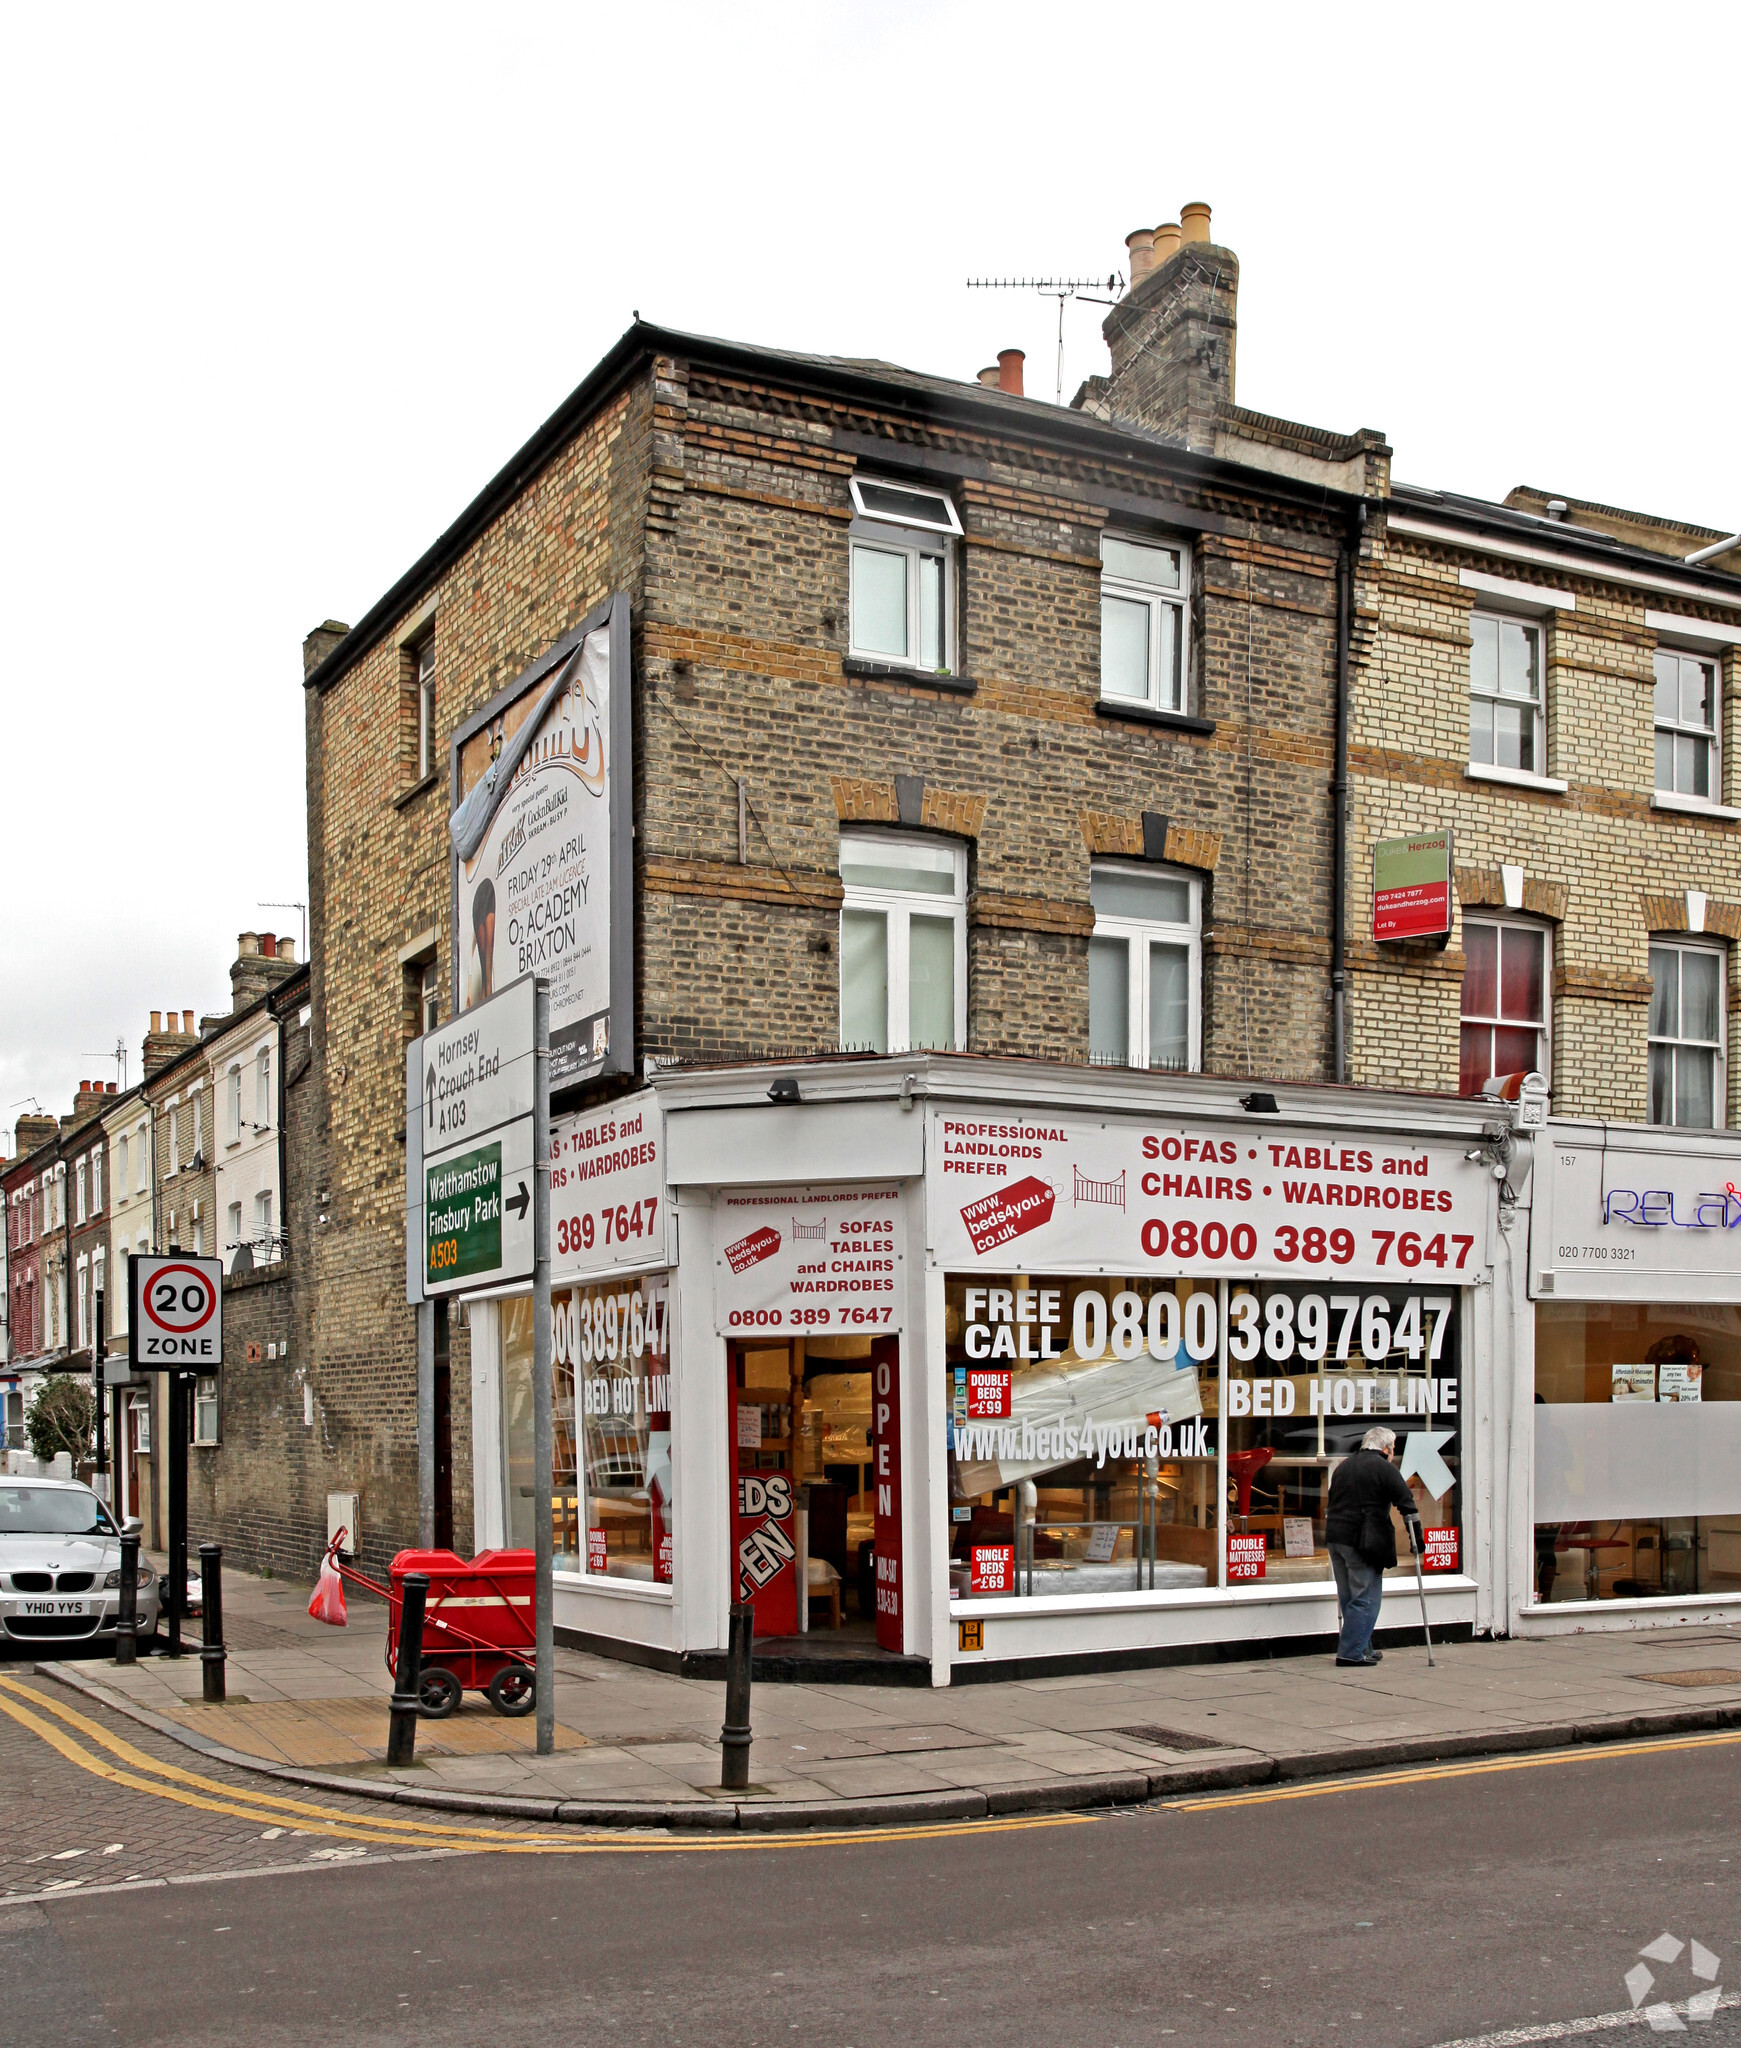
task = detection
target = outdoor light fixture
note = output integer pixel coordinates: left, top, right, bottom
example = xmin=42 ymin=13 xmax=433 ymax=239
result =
xmin=766 ymin=1075 xmax=801 ymax=1104
xmin=1239 ymin=1091 xmax=1280 ymax=1114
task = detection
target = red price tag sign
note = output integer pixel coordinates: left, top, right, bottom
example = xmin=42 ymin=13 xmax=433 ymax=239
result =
xmin=1228 ymin=1533 xmax=1267 ymax=1581
xmin=587 ymin=1528 xmax=609 ymax=1574
xmin=970 ymin=1544 xmax=1014 ymax=1595
xmin=966 ymin=1369 xmax=1012 ymax=1419
xmin=1423 ymin=1527 xmax=1459 ymax=1572
xmin=724 ymin=1224 xmax=782 ymax=1274
xmin=960 ymin=1176 xmax=1055 ymax=1255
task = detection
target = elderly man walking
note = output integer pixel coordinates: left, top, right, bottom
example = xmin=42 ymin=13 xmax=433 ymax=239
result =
xmin=1325 ymin=1425 xmax=1421 ymax=1668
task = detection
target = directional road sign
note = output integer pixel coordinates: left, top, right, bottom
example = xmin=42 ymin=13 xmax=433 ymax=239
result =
xmin=412 ymin=973 xmax=537 ymax=1295
xmin=128 ymin=1255 xmax=224 ymax=1371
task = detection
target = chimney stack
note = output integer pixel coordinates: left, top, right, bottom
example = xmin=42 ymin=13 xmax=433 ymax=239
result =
xmin=230 ymin=927 xmax=301 ymax=1013
xmin=997 ymin=349 xmax=1025 ymax=397
xmin=1099 ymin=198 xmax=1237 ymax=452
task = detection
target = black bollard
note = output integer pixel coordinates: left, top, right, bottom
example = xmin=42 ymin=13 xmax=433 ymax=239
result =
xmin=719 ymin=1600 xmax=754 ymax=1791
xmin=386 ymin=1573 xmax=429 ymax=1768
xmin=199 ymin=1544 xmax=226 ymax=1703
xmin=115 ymin=1531 xmax=140 ymax=1666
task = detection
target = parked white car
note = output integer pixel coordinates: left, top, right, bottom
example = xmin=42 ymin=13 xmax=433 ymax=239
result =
xmin=0 ymin=1479 xmax=159 ymax=1649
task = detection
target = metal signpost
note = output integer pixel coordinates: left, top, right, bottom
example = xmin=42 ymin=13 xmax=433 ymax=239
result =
xmin=408 ymin=972 xmax=553 ymax=1754
xmin=128 ymin=1252 xmax=223 ymax=1660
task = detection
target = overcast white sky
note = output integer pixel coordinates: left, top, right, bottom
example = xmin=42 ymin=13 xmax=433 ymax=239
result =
xmin=3 ymin=4 xmax=1736 ymax=1142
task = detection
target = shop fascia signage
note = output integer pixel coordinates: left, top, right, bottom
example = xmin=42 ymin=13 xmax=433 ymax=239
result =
xmin=448 ymin=593 xmax=633 ymax=1094
xmin=408 ymin=975 xmax=536 ymax=1297
xmin=927 ymin=1108 xmax=1488 ymax=1284
xmin=551 ymin=1088 xmax=672 ymax=1281
xmin=1537 ymin=1129 xmax=1741 ymax=1298
xmin=715 ymin=1183 xmax=906 ymax=1335
xmin=1372 ymin=830 xmax=1452 ymax=944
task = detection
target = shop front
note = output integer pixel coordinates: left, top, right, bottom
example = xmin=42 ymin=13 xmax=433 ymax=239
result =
xmin=462 ymin=1057 xmax=1510 ymax=1683
xmin=1522 ymin=1122 xmax=1741 ymax=1631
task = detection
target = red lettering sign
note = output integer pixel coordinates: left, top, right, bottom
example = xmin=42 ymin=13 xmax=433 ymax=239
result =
xmin=1423 ymin=1526 xmax=1459 ymax=1573
xmin=587 ymin=1527 xmax=608 ymax=1574
xmin=1228 ymin=1532 xmax=1267 ymax=1582
xmin=724 ymin=1224 xmax=782 ymax=1274
xmin=966 ymin=1369 xmax=1012 ymax=1419
xmin=970 ymin=1544 xmax=1014 ymax=1596
xmin=873 ymin=1335 xmax=903 ymax=1652
xmin=960 ymin=1175 xmax=1056 ymax=1255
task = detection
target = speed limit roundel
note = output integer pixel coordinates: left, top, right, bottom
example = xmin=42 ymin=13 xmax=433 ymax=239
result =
xmin=147 ymin=1265 xmax=217 ymax=1334
xmin=130 ymin=1253 xmax=224 ymax=1367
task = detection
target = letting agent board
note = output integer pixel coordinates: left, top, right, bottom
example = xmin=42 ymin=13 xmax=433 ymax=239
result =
xmin=412 ymin=974 xmax=537 ymax=1296
xmin=1372 ymin=831 xmax=1453 ymax=943
xmin=128 ymin=1255 xmax=224 ymax=1370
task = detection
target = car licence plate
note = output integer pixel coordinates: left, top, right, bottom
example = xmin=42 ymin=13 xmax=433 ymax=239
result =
xmin=21 ymin=1599 xmax=88 ymax=1616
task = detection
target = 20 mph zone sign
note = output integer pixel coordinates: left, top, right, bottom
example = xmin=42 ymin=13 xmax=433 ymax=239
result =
xmin=128 ymin=1255 xmax=224 ymax=1370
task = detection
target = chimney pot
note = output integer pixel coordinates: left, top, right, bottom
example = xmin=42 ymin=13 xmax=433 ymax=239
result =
xmin=280 ymin=936 xmax=297 ymax=963
xmin=150 ymin=1011 xmax=162 ymax=1034
xmin=239 ymin=930 xmax=260 ymax=957
xmin=1179 ymin=200 xmax=1212 ymax=245
xmin=1152 ymin=221 xmax=1182 ymax=267
xmin=261 ymin=933 xmax=277 ymax=959
xmin=1546 ymin=499 xmax=1569 ymax=521
xmin=1125 ymin=228 xmax=1156 ymax=285
xmin=79 ymin=1080 xmax=88 ymax=1094
xmin=976 ymin=365 xmax=1000 ymax=388
xmin=183 ymin=1010 xmax=195 ymax=1034
xmin=997 ymin=348 xmax=1025 ymax=397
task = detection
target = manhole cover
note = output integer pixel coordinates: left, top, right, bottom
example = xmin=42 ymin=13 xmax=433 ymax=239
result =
xmin=1634 ymin=1669 xmax=1741 ymax=1688
xmin=1112 ymin=1725 xmax=1233 ymax=1752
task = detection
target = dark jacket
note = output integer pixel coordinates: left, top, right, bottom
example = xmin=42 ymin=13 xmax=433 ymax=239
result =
xmin=1325 ymin=1447 xmax=1418 ymax=1566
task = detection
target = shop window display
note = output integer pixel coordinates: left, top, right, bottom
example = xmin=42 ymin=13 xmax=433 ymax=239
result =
xmin=554 ymin=1273 xmax=672 ymax=1581
xmin=945 ymin=1274 xmax=1465 ymax=1597
xmin=1534 ymin=1302 xmax=1741 ymax=1602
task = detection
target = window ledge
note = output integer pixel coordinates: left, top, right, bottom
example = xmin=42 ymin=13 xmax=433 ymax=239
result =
xmin=1464 ymin=762 xmax=1569 ymax=795
xmin=393 ymin=769 xmax=441 ymax=811
xmin=1651 ymin=791 xmax=1741 ymax=822
xmin=841 ymin=656 xmax=975 ymax=695
xmin=1095 ymin=699 xmax=1217 ymax=737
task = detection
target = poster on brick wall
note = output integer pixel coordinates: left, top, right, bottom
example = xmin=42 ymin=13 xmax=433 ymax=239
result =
xmin=449 ymin=592 xmax=632 ymax=1093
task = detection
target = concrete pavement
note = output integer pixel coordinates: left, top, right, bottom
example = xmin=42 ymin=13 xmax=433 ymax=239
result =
xmin=31 ymin=1558 xmax=1741 ymax=1828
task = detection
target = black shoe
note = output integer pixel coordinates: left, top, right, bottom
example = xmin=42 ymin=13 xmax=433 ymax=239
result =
xmin=1335 ymin=1653 xmax=1381 ymax=1667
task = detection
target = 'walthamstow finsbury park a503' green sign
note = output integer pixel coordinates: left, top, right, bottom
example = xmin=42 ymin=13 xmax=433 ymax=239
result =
xmin=427 ymin=1141 xmax=503 ymax=1285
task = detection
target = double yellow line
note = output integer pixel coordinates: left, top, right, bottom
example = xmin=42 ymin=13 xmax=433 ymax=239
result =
xmin=0 ymin=1674 xmax=1084 ymax=1857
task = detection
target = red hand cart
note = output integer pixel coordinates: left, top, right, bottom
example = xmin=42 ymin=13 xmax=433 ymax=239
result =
xmin=321 ymin=1530 xmax=538 ymax=1718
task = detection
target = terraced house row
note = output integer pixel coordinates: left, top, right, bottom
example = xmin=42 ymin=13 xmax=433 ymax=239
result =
xmin=17 ymin=202 xmax=1741 ymax=1676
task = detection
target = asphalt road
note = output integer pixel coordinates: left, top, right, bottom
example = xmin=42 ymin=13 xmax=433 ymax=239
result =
xmin=1 ymin=1666 xmax=1737 ymax=2048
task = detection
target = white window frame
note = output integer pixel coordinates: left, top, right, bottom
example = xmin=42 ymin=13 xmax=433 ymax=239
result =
xmin=226 ymin=1066 xmax=243 ymax=1146
xmin=1458 ymin=914 xmax=1553 ymax=1094
xmin=1653 ymin=643 xmax=1721 ymax=803
xmin=254 ymin=1188 xmax=274 ymax=1250
xmin=417 ymin=637 xmax=437 ymax=781
xmin=193 ymin=1375 xmax=220 ymax=1447
xmin=1648 ymin=938 xmax=1726 ymax=1131
xmin=92 ymin=1249 xmax=104 ymax=1335
xmin=421 ymin=962 xmax=440 ymax=1036
xmin=166 ymin=1098 xmax=180 ymax=1177
xmin=1098 ymin=533 xmax=1191 ymax=714
xmin=255 ymin=1047 xmax=272 ymax=1131
xmin=116 ymin=1138 xmax=127 ymax=1207
xmin=1468 ymin=610 xmax=1546 ymax=776
xmin=91 ymin=1145 xmax=102 ymax=1213
xmin=190 ymin=1091 xmax=202 ymax=1164
xmin=837 ymin=831 xmax=967 ymax=1055
xmin=134 ymin=1123 xmax=148 ymax=1195
xmin=847 ymin=478 xmax=961 ymax=675
xmin=75 ymin=1159 xmax=86 ymax=1224
xmin=76 ymin=1254 xmax=89 ymax=1350
xmin=1088 ymin=863 xmax=1202 ymax=1071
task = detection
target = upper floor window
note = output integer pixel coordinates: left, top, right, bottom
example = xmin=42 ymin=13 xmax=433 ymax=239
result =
xmin=421 ymin=962 xmax=440 ymax=1036
xmin=91 ymin=1145 xmax=102 ymax=1212
xmin=75 ymin=1159 xmax=87 ymax=1224
xmin=190 ymin=1091 xmax=202 ymax=1163
xmin=838 ymin=833 xmax=966 ymax=1054
xmin=1654 ymin=648 xmax=1719 ymax=801
xmin=1650 ymin=941 xmax=1724 ymax=1129
xmin=416 ymin=637 xmax=437 ymax=781
xmin=1088 ymin=866 xmax=1200 ymax=1071
xmin=134 ymin=1124 xmax=148 ymax=1194
xmin=1100 ymin=535 xmax=1188 ymax=714
xmin=847 ymin=478 xmax=960 ymax=675
xmin=227 ymin=1067 xmax=243 ymax=1144
xmin=1459 ymin=919 xmax=1549 ymax=1096
xmin=167 ymin=1100 xmax=180 ymax=1176
xmin=256 ymin=1048 xmax=272 ymax=1129
xmin=1470 ymin=614 xmax=1543 ymax=774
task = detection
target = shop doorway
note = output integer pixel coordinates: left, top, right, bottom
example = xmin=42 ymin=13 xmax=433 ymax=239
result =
xmin=726 ymin=1334 xmax=901 ymax=1651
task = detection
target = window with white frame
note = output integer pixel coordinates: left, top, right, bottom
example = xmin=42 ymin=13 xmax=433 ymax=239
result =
xmin=116 ymin=1135 xmax=128 ymax=1201
xmin=1649 ymin=941 xmax=1724 ymax=1129
xmin=1654 ymin=647 xmax=1720 ymax=801
xmin=113 ymin=1248 xmax=127 ymax=1335
xmin=255 ymin=1049 xmax=271 ymax=1130
xmin=227 ymin=1203 xmax=242 ymax=1262
xmin=76 ymin=1256 xmax=88 ymax=1349
xmin=1469 ymin=613 xmax=1545 ymax=774
xmin=1459 ymin=919 xmax=1550 ymax=1096
xmin=75 ymin=1159 xmax=86 ymax=1224
xmin=191 ymin=1090 xmax=202 ymax=1164
xmin=167 ymin=1099 xmax=180 ymax=1176
xmin=838 ymin=833 xmax=966 ymax=1054
xmin=92 ymin=1249 xmax=104 ymax=1336
xmin=421 ymin=962 xmax=440 ymax=1036
xmin=1099 ymin=535 xmax=1189 ymax=713
xmin=255 ymin=1189 xmax=273 ymax=1249
xmin=1088 ymin=866 xmax=1200 ymax=1071
xmin=193 ymin=1375 xmax=219 ymax=1446
xmin=847 ymin=477 xmax=960 ymax=675
xmin=227 ymin=1067 xmax=242 ymax=1144
xmin=134 ymin=1125 xmax=147 ymax=1194
xmin=417 ymin=637 xmax=437 ymax=780
xmin=91 ymin=1145 xmax=102 ymax=1212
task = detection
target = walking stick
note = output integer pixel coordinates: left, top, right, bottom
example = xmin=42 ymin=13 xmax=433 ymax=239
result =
xmin=1409 ymin=1516 xmax=1435 ymax=1668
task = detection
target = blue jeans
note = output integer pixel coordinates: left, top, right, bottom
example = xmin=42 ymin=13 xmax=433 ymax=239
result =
xmin=1330 ymin=1541 xmax=1384 ymax=1661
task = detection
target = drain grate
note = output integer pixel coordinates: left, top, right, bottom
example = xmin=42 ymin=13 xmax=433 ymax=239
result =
xmin=1634 ymin=1669 xmax=1741 ymax=1688
xmin=1112 ymin=1724 xmax=1233 ymax=1752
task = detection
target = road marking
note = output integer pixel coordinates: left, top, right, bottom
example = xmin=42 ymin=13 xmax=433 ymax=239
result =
xmin=1425 ymin=1988 xmax=1738 ymax=2045
xmin=0 ymin=1675 xmax=1090 ymax=1858
xmin=1163 ymin=1728 xmax=1741 ymax=1812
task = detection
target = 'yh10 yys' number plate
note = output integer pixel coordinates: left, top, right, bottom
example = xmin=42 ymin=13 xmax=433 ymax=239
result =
xmin=128 ymin=1254 xmax=225 ymax=1370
